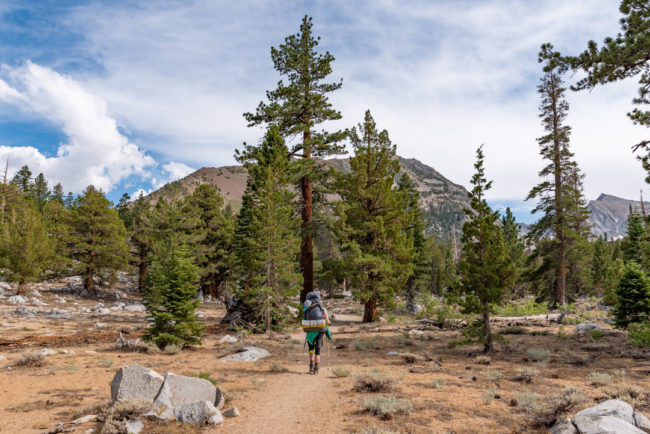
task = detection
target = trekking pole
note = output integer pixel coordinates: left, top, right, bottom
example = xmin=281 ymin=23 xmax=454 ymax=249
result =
xmin=327 ymin=338 xmax=330 ymax=372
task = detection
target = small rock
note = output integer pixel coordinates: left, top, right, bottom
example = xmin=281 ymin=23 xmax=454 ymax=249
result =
xmin=219 ymin=335 xmax=238 ymax=344
xmin=574 ymin=322 xmax=603 ymax=334
xmin=44 ymin=309 xmax=71 ymax=319
xmin=125 ymin=419 xmax=144 ymax=434
xmin=72 ymin=414 xmax=98 ymax=425
xmin=124 ymin=304 xmax=146 ymax=313
xmin=0 ymin=355 xmax=6 ymax=362
xmin=96 ymin=308 xmax=110 ymax=315
xmin=95 ymin=323 xmax=107 ymax=328
xmin=85 ymin=350 xmax=98 ymax=354
xmin=223 ymin=407 xmax=240 ymax=418
xmin=635 ymin=412 xmax=650 ymax=433
xmin=111 ymin=364 xmax=165 ymax=402
xmin=0 ymin=282 xmax=11 ymax=291
xmin=55 ymin=296 xmax=67 ymax=303
xmin=406 ymin=302 xmax=424 ymax=315
xmin=174 ymin=400 xmax=222 ymax=425
xmin=550 ymin=418 xmax=578 ymax=434
xmin=58 ymin=350 xmax=74 ymax=355
xmin=221 ymin=347 xmax=271 ymax=362
xmin=14 ymin=306 xmax=36 ymax=317
xmin=30 ymin=297 xmax=45 ymax=306
xmin=110 ymin=306 xmax=123 ymax=311
xmin=408 ymin=329 xmax=424 ymax=337
xmin=0 ymin=323 xmax=9 ymax=327
xmin=30 ymin=290 xmax=42 ymax=297
xmin=386 ymin=351 xmax=400 ymax=356
xmin=37 ymin=348 xmax=57 ymax=356
xmin=8 ymin=295 xmax=26 ymax=304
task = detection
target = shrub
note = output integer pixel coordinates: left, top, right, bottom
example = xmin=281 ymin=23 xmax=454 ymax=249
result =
xmin=483 ymin=385 xmax=498 ymax=404
xmin=100 ymin=359 xmax=114 ymax=368
xmin=475 ymin=355 xmax=491 ymax=365
xmin=362 ymin=396 xmax=413 ymax=419
xmin=515 ymin=389 xmax=540 ymax=411
xmin=13 ymin=352 xmax=46 ymax=368
xmin=99 ymin=398 xmax=151 ymax=434
xmin=494 ymin=299 xmax=548 ymax=317
xmin=498 ymin=326 xmax=528 ymax=335
xmin=269 ymin=364 xmax=288 ymax=373
xmin=557 ymin=326 xmax=568 ymax=340
xmin=532 ymin=387 xmax=584 ymax=427
xmin=586 ymin=372 xmax=612 ymax=386
xmin=399 ymin=352 xmax=423 ymax=364
xmin=430 ymin=378 xmax=444 ymax=389
xmin=628 ymin=321 xmax=650 ymax=347
xmin=486 ymin=370 xmax=502 ymax=381
xmin=354 ymin=338 xmax=380 ymax=351
xmin=332 ymin=367 xmax=350 ymax=378
xmin=143 ymin=246 xmax=204 ymax=348
xmin=197 ymin=372 xmax=217 ymax=385
xmin=163 ymin=344 xmax=182 ymax=354
xmin=590 ymin=330 xmax=605 ymax=340
xmin=512 ymin=368 xmax=539 ymax=384
xmin=526 ymin=348 xmax=550 ymax=362
xmin=605 ymin=383 xmax=646 ymax=408
xmin=354 ymin=369 xmax=396 ymax=393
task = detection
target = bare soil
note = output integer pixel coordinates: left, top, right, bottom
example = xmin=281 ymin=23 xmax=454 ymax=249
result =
xmin=0 ymin=281 xmax=649 ymax=433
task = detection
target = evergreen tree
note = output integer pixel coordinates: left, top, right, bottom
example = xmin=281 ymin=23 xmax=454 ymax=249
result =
xmin=335 ymin=110 xmax=414 ymax=323
xmin=441 ymin=246 xmax=458 ymax=294
xmin=64 ymin=192 xmax=75 ymax=209
xmin=502 ymin=208 xmax=525 ymax=267
xmin=183 ymin=184 xmax=234 ymax=298
xmin=130 ymin=193 xmax=153 ymax=292
xmin=42 ymin=199 xmax=73 ymax=275
xmin=244 ymin=15 xmax=346 ymax=304
xmin=148 ymin=197 xmax=201 ymax=263
xmin=50 ymin=183 xmax=65 ymax=205
xmin=398 ymin=173 xmax=432 ymax=305
xmin=564 ymin=164 xmax=593 ymax=294
xmin=613 ymin=262 xmax=650 ymax=328
xmin=592 ymin=234 xmax=614 ymax=294
xmin=143 ymin=245 xmax=204 ymax=348
xmin=32 ymin=173 xmax=49 ymax=211
xmin=428 ymin=238 xmax=445 ymax=295
xmin=526 ymin=44 xmax=589 ymax=308
xmin=622 ymin=207 xmax=646 ymax=265
xmin=116 ymin=193 xmax=133 ymax=230
xmin=235 ymin=125 xmax=302 ymax=331
xmin=11 ymin=165 xmax=32 ymax=195
xmin=70 ymin=186 xmax=129 ymax=292
xmin=459 ymin=146 xmax=516 ymax=352
xmin=560 ymin=1 xmax=650 ymax=176
xmin=0 ymin=185 xmax=54 ymax=295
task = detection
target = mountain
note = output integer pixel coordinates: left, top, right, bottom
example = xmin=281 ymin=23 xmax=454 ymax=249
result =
xmin=145 ymin=156 xmax=470 ymax=241
xmin=587 ymin=193 xmax=649 ymax=239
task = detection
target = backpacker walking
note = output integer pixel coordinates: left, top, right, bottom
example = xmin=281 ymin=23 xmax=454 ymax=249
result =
xmin=302 ymin=291 xmax=332 ymax=374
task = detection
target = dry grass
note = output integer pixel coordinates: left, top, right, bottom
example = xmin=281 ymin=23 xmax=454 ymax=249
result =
xmin=604 ymin=383 xmax=646 ymax=409
xmin=531 ymin=387 xmax=584 ymax=427
xmin=99 ymin=398 xmax=152 ymax=434
xmin=475 ymin=355 xmax=491 ymax=365
xmin=13 ymin=352 xmax=46 ymax=368
xmin=586 ymin=372 xmax=612 ymax=386
xmin=332 ymin=367 xmax=350 ymax=377
xmin=362 ymin=396 xmax=413 ymax=420
xmin=354 ymin=369 xmax=396 ymax=393
xmin=512 ymin=367 xmax=539 ymax=384
xmin=269 ymin=364 xmax=288 ymax=373
xmin=526 ymin=348 xmax=550 ymax=362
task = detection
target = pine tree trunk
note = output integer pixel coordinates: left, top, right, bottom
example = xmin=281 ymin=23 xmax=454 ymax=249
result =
xmin=138 ymin=245 xmax=147 ymax=292
xmin=17 ymin=278 xmax=25 ymax=296
xmin=363 ymin=297 xmax=377 ymax=323
xmin=551 ymin=76 xmax=567 ymax=309
xmin=300 ymin=129 xmax=314 ymax=305
xmin=84 ymin=251 xmax=95 ymax=293
xmin=483 ymin=299 xmax=493 ymax=353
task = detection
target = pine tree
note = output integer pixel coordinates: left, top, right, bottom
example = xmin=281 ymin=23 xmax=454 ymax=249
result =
xmin=622 ymin=207 xmax=646 ymax=265
xmin=42 ymin=199 xmax=73 ymax=275
xmin=0 ymin=185 xmax=54 ymax=294
xmin=32 ymin=173 xmax=49 ymax=211
xmin=613 ymin=262 xmax=650 ymax=328
xmin=70 ymin=186 xmax=129 ymax=292
xmin=143 ymin=245 xmax=204 ymax=348
xmin=50 ymin=183 xmax=65 ymax=205
xmin=564 ymin=164 xmax=593 ymax=294
xmin=336 ymin=110 xmax=414 ymax=323
xmin=526 ymin=44 xmax=589 ymax=309
xmin=11 ymin=165 xmax=32 ymax=195
xmin=398 ymin=173 xmax=432 ymax=305
xmin=235 ymin=125 xmax=302 ymax=331
xmin=116 ymin=193 xmax=133 ymax=230
xmin=244 ymin=15 xmax=345 ymax=305
xmin=130 ymin=193 xmax=153 ymax=292
xmin=459 ymin=146 xmax=516 ymax=352
xmin=183 ymin=184 xmax=233 ymax=298
xmin=592 ymin=235 xmax=614 ymax=294
xmin=501 ymin=208 xmax=525 ymax=268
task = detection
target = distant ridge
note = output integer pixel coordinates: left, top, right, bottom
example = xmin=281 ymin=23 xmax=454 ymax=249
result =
xmin=587 ymin=193 xmax=650 ymax=239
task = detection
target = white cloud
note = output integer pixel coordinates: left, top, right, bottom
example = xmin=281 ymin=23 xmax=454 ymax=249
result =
xmin=161 ymin=162 xmax=194 ymax=184
xmin=0 ymin=61 xmax=155 ymax=193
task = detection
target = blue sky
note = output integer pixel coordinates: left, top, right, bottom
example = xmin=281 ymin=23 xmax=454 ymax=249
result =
xmin=0 ymin=0 xmax=647 ymax=223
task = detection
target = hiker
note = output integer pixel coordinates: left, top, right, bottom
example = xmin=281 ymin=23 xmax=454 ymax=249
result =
xmin=302 ymin=291 xmax=332 ymax=374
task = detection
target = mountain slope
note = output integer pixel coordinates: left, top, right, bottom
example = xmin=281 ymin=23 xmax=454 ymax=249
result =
xmin=587 ymin=193 xmax=649 ymax=239
xmin=145 ymin=156 xmax=470 ymax=240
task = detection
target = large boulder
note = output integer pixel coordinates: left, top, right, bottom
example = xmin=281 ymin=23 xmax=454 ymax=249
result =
xmin=124 ymin=303 xmax=146 ymax=313
xmin=635 ymin=412 xmax=650 ymax=433
xmin=173 ymin=401 xmax=223 ymax=425
xmin=550 ymin=418 xmax=578 ymax=434
xmin=111 ymin=364 xmax=165 ymax=402
xmin=15 ymin=306 xmax=36 ymax=317
xmin=573 ymin=400 xmax=643 ymax=434
xmin=159 ymin=373 xmax=217 ymax=407
xmin=8 ymin=295 xmax=26 ymax=304
xmin=221 ymin=347 xmax=271 ymax=362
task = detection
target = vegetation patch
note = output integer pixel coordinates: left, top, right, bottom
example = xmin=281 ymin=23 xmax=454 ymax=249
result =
xmin=526 ymin=348 xmax=550 ymax=362
xmin=269 ymin=363 xmax=288 ymax=373
xmin=354 ymin=369 xmax=396 ymax=393
xmin=332 ymin=367 xmax=350 ymax=378
xmin=586 ymin=372 xmax=612 ymax=386
xmin=13 ymin=352 xmax=46 ymax=368
xmin=531 ymin=387 xmax=584 ymax=427
xmin=512 ymin=368 xmax=539 ymax=384
xmin=628 ymin=321 xmax=650 ymax=348
xmin=362 ymin=396 xmax=413 ymax=420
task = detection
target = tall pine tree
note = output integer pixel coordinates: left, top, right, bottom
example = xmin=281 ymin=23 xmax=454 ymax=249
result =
xmin=336 ymin=110 xmax=414 ymax=323
xmin=244 ymin=16 xmax=345 ymax=305
xmin=459 ymin=146 xmax=516 ymax=352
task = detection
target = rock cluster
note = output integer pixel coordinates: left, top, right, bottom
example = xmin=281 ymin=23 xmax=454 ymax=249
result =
xmin=110 ymin=364 xmax=238 ymax=429
xmin=551 ymin=399 xmax=650 ymax=434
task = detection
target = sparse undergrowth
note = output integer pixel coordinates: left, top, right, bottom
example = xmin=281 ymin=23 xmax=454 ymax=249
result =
xmin=13 ymin=352 xmax=46 ymax=368
xmin=354 ymin=369 xmax=396 ymax=393
xmin=512 ymin=367 xmax=539 ymax=383
xmin=530 ymin=387 xmax=584 ymax=427
xmin=99 ymin=398 xmax=152 ymax=434
xmin=269 ymin=363 xmax=288 ymax=373
xmin=526 ymin=348 xmax=550 ymax=362
xmin=586 ymin=372 xmax=612 ymax=386
xmin=332 ymin=366 xmax=350 ymax=377
xmin=362 ymin=396 xmax=413 ymax=420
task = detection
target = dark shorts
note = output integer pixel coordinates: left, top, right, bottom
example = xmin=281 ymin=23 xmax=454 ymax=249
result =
xmin=308 ymin=332 xmax=324 ymax=355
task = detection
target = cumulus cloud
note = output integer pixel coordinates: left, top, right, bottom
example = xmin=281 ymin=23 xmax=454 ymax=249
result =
xmin=0 ymin=61 xmax=155 ymax=193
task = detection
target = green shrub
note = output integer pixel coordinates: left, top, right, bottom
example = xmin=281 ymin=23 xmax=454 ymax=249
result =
xmin=269 ymin=364 xmax=288 ymax=373
xmin=354 ymin=338 xmax=380 ymax=351
xmin=586 ymin=372 xmax=612 ymax=386
xmin=613 ymin=263 xmax=650 ymax=328
xmin=498 ymin=326 xmax=528 ymax=335
xmin=430 ymin=378 xmax=444 ymax=389
xmin=526 ymin=348 xmax=550 ymax=362
xmin=354 ymin=369 xmax=395 ymax=393
xmin=512 ymin=368 xmax=539 ymax=384
xmin=362 ymin=396 xmax=413 ymax=419
xmin=590 ymin=330 xmax=605 ymax=340
xmin=486 ymin=370 xmax=502 ymax=381
xmin=493 ymin=299 xmax=548 ymax=317
xmin=332 ymin=367 xmax=350 ymax=378
xmin=628 ymin=321 xmax=650 ymax=347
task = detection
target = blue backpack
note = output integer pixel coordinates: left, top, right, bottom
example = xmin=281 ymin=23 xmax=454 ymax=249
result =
xmin=302 ymin=291 xmax=326 ymax=332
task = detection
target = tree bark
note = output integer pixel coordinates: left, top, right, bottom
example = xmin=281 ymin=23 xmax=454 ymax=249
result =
xmin=363 ymin=297 xmax=377 ymax=323
xmin=551 ymin=75 xmax=567 ymax=310
xmin=483 ymin=299 xmax=493 ymax=353
xmin=137 ymin=244 xmax=147 ymax=292
xmin=299 ymin=129 xmax=313 ymax=305
xmin=84 ymin=251 xmax=95 ymax=293
xmin=17 ymin=278 xmax=25 ymax=296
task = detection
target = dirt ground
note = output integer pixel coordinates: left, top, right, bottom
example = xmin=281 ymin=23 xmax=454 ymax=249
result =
xmin=0 ymin=280 xmax=649 ymax=433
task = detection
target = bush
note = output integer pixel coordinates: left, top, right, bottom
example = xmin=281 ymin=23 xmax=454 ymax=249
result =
xmin=332 ymin=367 xmax=350 ymax=378
xmin=590 ymin=330 xmax=605 ymax=340
xmin=143 ymin=246 xmax=204 ymax=348
xmin=486 ymin=370 xmax=501 ymax=381
xmin=475 ymin=355 xmax=491 ymax=365
xmin=512 ymin=368 xmax=539 ymax=384
xmin=197 ymin=372 xmax=217 ymax=385
xmin=13 ymin=352 xmax=46 ymax=368
xmin=613 ymin=262 xmax=650 ymax=328
xmin=163 ymin=344 xmax=182 ymax=354
xmin=354 ymin=338 xmax=380 ymax=351
xmin=483 ymin=385 xmax=498 ymax=404
xmin=493 ymin=299 xmax=548 ymax=317
xmin=515 ymin=389 xmax=540 ymax=411
xmin=430 ymin=378 xmax=444 ymax=389
xmin=605 ymin=383 xmax=646 ymax=408
xmin=269 ymin=364 xmax=288 ymax=373
xmin=586 ymin=372 xmax=612 ymax=386
xmin=99 ymin=398 xmax=151 ymax=434
xmin=532 ymin=387 xmax=584 ymax=427
xmin=526 ymin=348 xmax=550 ymax=362
xmin=498 ymin=326 xmax=528 ymax=335
xmin=628 ymin=321 xmax=650 ymax=347
xmin=354 ymin=369 xmax=396 ymax=393
xmin=362 ymin=396 xmax=413 ymax=419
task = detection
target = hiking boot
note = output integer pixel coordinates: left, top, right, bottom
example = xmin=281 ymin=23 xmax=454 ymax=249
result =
xmin=313 ymin=363 xmax=319 ymax=375
xmin=309 ymin=362 xmax=314 ymax=374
